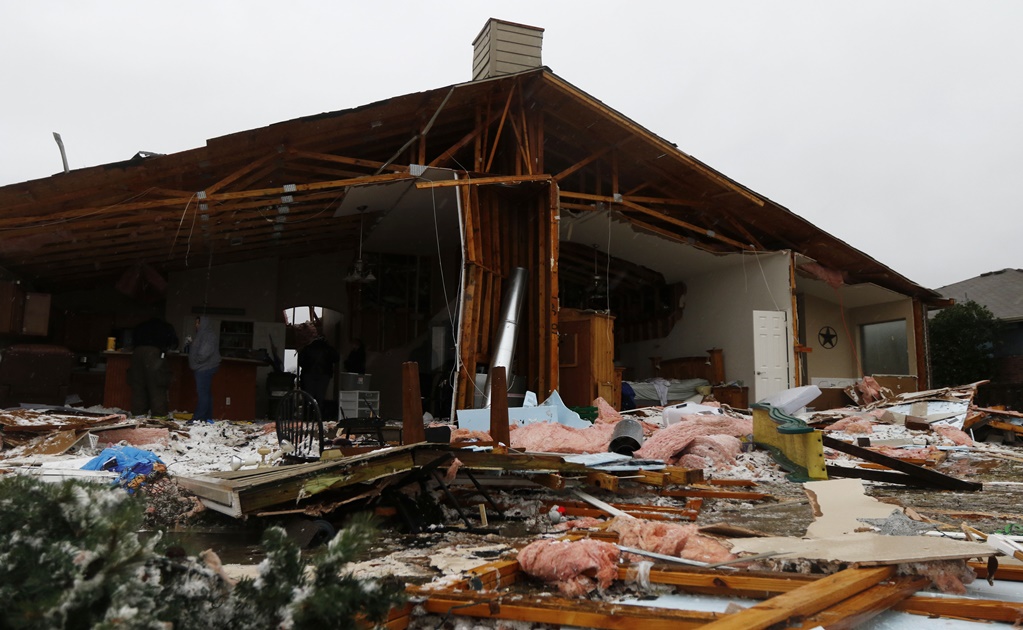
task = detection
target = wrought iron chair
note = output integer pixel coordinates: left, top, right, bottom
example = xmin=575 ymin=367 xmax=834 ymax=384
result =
xmin=274 ymin=386 xmax=324 ymax=462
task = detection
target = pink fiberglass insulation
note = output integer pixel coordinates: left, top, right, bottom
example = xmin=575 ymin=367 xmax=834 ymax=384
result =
xmin=675 ymin=434 xmax=743 ymax=470
xmin=553 ymin=516 xmax=607 ymax=531
xmin=608 ymin=516 xmax=735 ymax=564
xmin=516 ymin=538 xmax=621 ymax=596
xmin=593 ymin=397 xmax=623 ymax=424
xmin=442 ymin=458 xmax=462 ymax=483
xmin=508 ymin=421 xmax=618 ymax=454
xmin=898 ymin=560 xmax=975 ymax=595
xmin=827 ymin=416 xmax=875 ymax=434
xmin=634 ymin=415 xmax=752 ymax=465
xmin=934 ymin=424 xmax=973 ymax=446
xmin=449 ymin=428 xmax=493 ymax=443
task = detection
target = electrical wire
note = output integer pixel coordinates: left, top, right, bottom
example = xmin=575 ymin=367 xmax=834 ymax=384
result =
xmin=0 ymin=186 xmax=159 ymax=231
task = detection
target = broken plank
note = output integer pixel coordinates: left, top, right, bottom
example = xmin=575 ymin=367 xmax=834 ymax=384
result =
xmin=707 ymin=478 xmax=758 ymax=487
xmin=699 ymin=566 xmax=895 ymax=630
xmin=663 ymin=466 xmax=704 ymax=485
xmin=988 ymin=419 xmax=1023 ymax=435
xmin=21 ymin=429 xmax=84 ymax=456
xmin=822 ymin=435 xmax=981 ymax=491
xmin=971 ymin=560 xmax=1023 ymax=581
xmin=585 ymin=471 xmax=619 ymax=491
xmin=415 ymin=591 xmax=720 ymax=629
xmin=826 ymin=464 xmax=936 ymax=488
xmin=893 ymin=596 xmax=1023 ymax=623
xmin=616 ymin=564 xmax=815 ymax=599
xmin=661 ymin=488 xmax=771 ymax=501
xmin=803 ymin=575 xmax=929 ymax=630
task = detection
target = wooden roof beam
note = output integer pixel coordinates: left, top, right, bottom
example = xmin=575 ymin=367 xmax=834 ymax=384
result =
xmin=560 ymin=190 xmax=753 ymax=250
xmin=484 ymin=83 xmax=517 ymax=173
xmin=287 ymin=149 xmax=409 ymax=173
xmin=553 ymin=146 xmax=612 ymax=183
xmin=542 ymin=73 xmax=766 ymax=207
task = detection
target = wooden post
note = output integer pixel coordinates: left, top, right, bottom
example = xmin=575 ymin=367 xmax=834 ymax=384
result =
xmin=402 ymin=361 xmax=425 ymax=444
xmin=489 ymin=366 xmax=511 ymax=446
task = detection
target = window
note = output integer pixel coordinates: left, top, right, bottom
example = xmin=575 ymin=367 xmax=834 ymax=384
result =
xmin=861 ymin=319 xmax=909 ymax=375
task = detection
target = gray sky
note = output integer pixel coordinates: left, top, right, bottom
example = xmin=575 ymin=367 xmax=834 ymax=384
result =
xmin=2 ymin=1 xmax=1020 ymax=290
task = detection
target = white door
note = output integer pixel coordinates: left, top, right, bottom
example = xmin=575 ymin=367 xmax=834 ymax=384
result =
xmin=753 ymin=310 xmax=789 ymax=403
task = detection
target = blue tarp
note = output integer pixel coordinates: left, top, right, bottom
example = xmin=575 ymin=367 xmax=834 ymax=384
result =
xmin=82 ymin=445 xmax=167 ymax=493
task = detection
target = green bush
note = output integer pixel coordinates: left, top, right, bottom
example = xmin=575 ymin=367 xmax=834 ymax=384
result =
xmin=928 ymin=300 xmax=1000 ymax=388
xmin=0 ymin=475 xmax=404 ymax=629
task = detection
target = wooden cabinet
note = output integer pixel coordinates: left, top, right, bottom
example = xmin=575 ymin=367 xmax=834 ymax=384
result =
xmin=558 ymin=308 xmax=617 ymax=408
xmin=712 ymin=385 xmax=749 ymax=409
xmin=0 ymin=282 xmax=50 ymax=336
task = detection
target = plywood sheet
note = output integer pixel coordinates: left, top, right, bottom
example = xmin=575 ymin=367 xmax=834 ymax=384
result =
xmin=729 ymin=532 xmax=995 ymax=565
xmin=803 ymin=478 xmax=902 ymax=538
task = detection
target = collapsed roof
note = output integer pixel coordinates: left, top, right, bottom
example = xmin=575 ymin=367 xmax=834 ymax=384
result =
xmin=0 ymin=67 xmax=943 ymax=305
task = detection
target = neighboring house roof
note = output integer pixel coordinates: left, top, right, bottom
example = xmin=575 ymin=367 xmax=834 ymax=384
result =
xmin=0 ymin=67 xmax=943 ymax=304
xmin=936 ymin=269 xmax=1023 ymax=322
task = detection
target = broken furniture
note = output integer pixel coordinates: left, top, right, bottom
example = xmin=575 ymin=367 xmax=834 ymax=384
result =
xmin=752 ymin=403 xmax=827 ymax=481
xmin=337 ymin=389 xmax=387 ymax=445
xmin=103 ymin=351 xmax=260 ymax=420
xmin=710 ymin=385 xmax=749 ymax=409
xmin=0 ymin=344 xmax=74 ymax=407
xmin=274 ymin=388 xmax=323 ymax=462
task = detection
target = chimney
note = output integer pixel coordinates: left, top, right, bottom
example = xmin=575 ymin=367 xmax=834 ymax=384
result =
xmin=472 ymin=18 xmax=544 ymax=81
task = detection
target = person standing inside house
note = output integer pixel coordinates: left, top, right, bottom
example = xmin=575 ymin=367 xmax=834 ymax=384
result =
xmin=343 ymin=338 xmax=367 ymax=374
xmin=128 ymin=316 xmax=178 ymax=417
xmin=298 ymin=334 xmax=339 ymax=412
xmin=188 ymin=315 xmax=221 ymax=422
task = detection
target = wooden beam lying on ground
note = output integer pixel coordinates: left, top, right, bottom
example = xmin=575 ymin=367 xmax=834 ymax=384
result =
xmin=412 ymin=590 xmax=721 ymax=629
xmin=803 ymin=576 xmax=931 ymax=630
xmin=418 ymin=559 xmax=1020 ymax=627
xmin=699 ymin=566 xmax=896 ymax=630
xmin=660 ymin=488 xmax=771 ymax=501
xmin=822 ymin=435 xmax=982 ymax=491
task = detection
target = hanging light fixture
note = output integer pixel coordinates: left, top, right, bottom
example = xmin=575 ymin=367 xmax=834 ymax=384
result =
xmin=588 ymin=244 xmax=605 ymax=301
xmin=346 ymin=207 xmax=376 ymax=283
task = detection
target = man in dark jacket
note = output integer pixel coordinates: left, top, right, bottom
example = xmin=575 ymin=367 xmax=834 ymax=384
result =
xmin=129 ymin=317 xmax=179 ymax=417
xmin=298 ymin=335 xmax=339 ymax=412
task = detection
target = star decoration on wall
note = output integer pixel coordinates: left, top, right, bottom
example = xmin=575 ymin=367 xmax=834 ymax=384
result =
xmin=818 ymin=326 xmax=838 ymax=349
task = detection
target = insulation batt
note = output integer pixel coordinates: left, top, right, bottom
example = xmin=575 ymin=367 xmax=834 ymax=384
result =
xmin=592 ymin=397 xmax=623 ymax=424
xmin=452 ymin=417 xmax=658 ymax=453
xmin=516 ymin=538 xmax=620 ymax=596
xmin=634 ymin=415 xmax=752 ymax=466
xmin=442 ymin=458 xmax=462 ymax=483
xmin=507 ymin=422 xmax=618 ymax=454
xmin=449 ymin=428 xmax=494 ymax=442
xmin=675 ymin=434 xmax=743 ymax=470
xmin=897 ymin=560 xmax=975 ymax=595
xmin=933 ymin=423 xmax=973 ymax=446
xmin=608 ymin=516 xmax=735 ymax=564
xmin=827 ymin=416 xmax=875 ymax=434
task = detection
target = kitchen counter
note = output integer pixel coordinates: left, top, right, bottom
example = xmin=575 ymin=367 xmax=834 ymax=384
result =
xmin=103 ymin=351 xmax=261 ymax=420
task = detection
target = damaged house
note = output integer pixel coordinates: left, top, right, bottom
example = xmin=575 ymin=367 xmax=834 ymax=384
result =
xmin=0 ymin=19 xmax=951 ymax=421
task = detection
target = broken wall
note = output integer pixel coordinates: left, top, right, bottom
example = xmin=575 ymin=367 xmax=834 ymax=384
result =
xmin=618 ymin=251 xmax=791 ymax=388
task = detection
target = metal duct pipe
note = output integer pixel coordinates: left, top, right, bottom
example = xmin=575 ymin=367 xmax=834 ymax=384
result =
xmin=484 ymin=266 xmax=528 ymax=407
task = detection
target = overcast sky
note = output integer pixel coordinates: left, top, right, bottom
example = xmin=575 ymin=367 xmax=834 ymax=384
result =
xmin=2 ymin=1 xmax=1019 ymax=291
